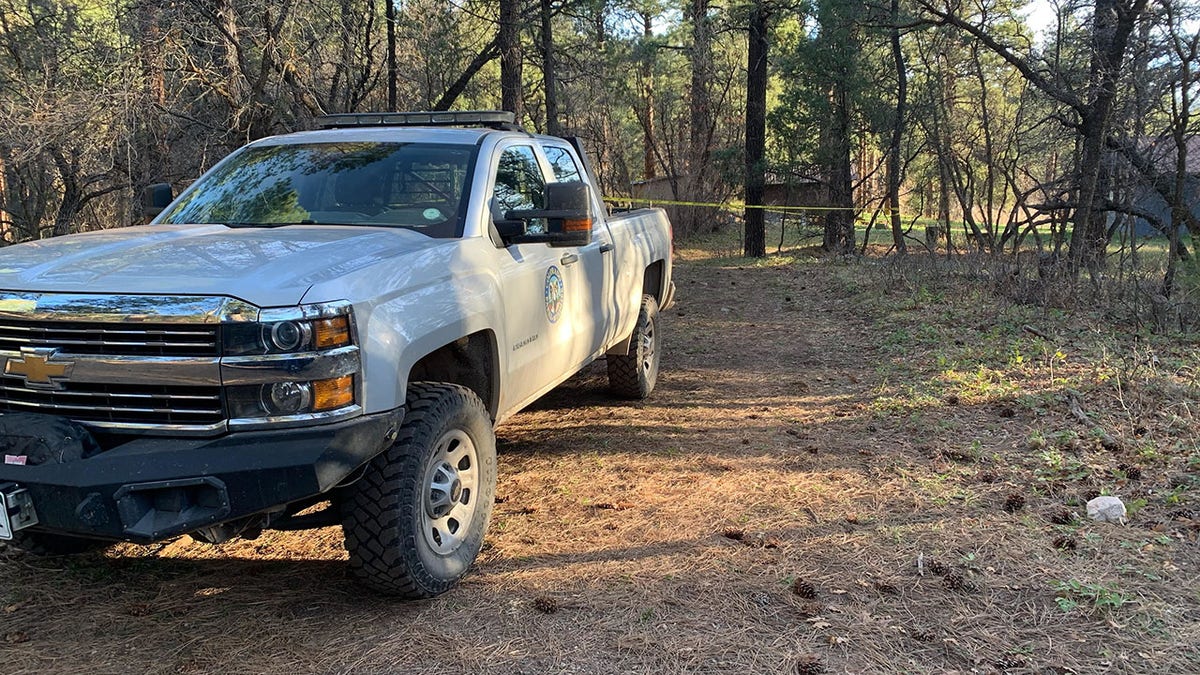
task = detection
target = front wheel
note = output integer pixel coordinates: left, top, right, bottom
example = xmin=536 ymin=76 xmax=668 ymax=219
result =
xmin=341 ymin=382 xmax=497 ymax=598
xmin=607 ymin=295 xmax=661 ymax=399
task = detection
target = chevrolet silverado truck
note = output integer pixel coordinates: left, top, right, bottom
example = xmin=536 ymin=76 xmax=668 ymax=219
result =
xmin=0 ymin=111 xmax=674 ymax=597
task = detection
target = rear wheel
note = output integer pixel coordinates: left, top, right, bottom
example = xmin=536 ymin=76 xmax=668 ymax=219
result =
xmin=341 ymin=382 xmax=496 ymax=597
xmin=607 ymin=295 xmax=661 ymax=399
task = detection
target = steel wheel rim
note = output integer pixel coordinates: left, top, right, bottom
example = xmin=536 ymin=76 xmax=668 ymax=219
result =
xmin=640 ymin=316 xmax=658 ymax=374
xmin=421 ymin=428 xmax=479 ymax=555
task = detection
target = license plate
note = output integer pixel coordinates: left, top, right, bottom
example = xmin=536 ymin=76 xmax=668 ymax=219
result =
xmin=0 ymin=488 xmax=37 ymax=540
xmin=0 ymin=493 xmax=13 ymax=540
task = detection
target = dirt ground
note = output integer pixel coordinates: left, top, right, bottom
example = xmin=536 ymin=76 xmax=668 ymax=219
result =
xmin=1 ymin=249 xmax=1198 ymax=674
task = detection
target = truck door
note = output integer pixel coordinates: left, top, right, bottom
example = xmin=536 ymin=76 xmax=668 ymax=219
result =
xmin=540 ymin=144 xmax=616 ymax=363
xmin=490 ymin=144 xmax=580 ymax=407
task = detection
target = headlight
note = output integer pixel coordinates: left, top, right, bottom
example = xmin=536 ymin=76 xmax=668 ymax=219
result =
xmin=221 ymin=302 xmax=360 ymax=426
xmin=222 ymin=312 xmax=352 ymax=355
xmin=269 ymin=321 xmax=306 ymax=351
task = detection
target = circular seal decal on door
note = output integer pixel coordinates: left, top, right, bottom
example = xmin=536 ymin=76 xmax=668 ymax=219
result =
xmin=544 ymin=266 xmax=564 ymax=323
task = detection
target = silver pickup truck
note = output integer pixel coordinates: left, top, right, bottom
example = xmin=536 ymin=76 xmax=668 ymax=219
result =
xmin=0 ymin=111 xmax=674 ymax=597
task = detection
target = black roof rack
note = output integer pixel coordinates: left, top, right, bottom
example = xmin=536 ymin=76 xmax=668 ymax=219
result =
xmin=316 ymin=110 xmax=525 ymax=132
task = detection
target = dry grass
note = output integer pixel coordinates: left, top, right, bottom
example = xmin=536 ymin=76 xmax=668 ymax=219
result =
xmin=2 ymin=247 xmax=1199 ymax=674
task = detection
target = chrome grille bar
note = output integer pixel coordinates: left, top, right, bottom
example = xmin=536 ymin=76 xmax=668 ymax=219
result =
xmin=0 ymin=375 xmax=224 ymax=425
xmin=0 ymin=320 xmax=218 ymax=356
xmin=0 ymin=385 xmax=220 ymax=403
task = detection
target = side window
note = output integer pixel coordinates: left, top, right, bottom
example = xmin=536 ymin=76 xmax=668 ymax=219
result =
xmin=493 ymin=146 xmax=546 ymax=212
xmin=542 ymin=144 xmax=600 ymax=232
xmin=543 ymin=146 xmax=583 ymax=183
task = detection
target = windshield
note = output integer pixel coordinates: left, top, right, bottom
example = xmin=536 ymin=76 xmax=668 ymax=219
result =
xmin=158 ymin=142 xmax=477 ymax=238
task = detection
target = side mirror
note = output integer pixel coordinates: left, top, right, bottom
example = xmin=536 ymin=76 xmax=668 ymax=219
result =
xmin=142 ymin=183 xmax=174 ymax=219
xmin=490 ymin=197 xmax=527 ymax=238
xmin=504 ymin=182 xmax=593 ymax=248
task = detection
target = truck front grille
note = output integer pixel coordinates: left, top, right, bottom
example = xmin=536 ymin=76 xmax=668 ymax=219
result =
xmin=0 ymin=376 xmax=224 ymax=426
xmin=0 ymin=293 xmax=260 ymax=434
xmin=0 ymin=320 xmax=219 ymax=357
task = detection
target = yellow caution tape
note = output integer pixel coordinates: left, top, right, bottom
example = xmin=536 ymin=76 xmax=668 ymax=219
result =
xmin=601 ymin=196 xmax=857 ymax=212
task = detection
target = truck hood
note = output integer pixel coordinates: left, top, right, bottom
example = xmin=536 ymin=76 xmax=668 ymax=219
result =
xmin=0 ymin=224 xmax=449 ymax=307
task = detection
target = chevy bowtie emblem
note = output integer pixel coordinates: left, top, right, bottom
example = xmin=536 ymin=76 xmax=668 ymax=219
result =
xmin=5 ymin=347 xmax=75 ymax=390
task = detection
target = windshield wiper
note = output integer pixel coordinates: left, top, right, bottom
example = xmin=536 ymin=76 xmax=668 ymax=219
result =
xmin=219 ymin=220 xmax=316 ymax=228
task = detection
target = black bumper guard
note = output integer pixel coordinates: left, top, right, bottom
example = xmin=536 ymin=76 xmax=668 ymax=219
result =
xmin=0 ymin=409 xmax=402 ymax=543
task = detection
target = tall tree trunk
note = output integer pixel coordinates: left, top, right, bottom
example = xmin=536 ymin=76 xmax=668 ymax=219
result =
xmin=215 ymin=0 xmax=242 ymax=95
xmin=1163 ymin=149 xmax=1186 ymax=302
xmin=928 ymin=44 xmax=954 ymax=253
xmin=134 ymin=0 xmax=168 ymax=198
xmin=49 ymin=148 xmax=80 ymax=238
xmin=819 ymin=0 xmax=856 ymax=254
xmin=887 ymin=0 xmax=907 ymax=254
xmin=641 ymin=12 xmax=656 ymax=180
xmin=139 ymin=2 xmax=166 ymax=107
xmin=212 ymin=0 xmax=246 ymax=141
xmin=329 ymin=0 xmax=351 ymax=109
xmin=0 ymin=152 xmax=9 ymax=243
xmin=684 ymin=0 xmax=714 ymax=233
xmin=971 ymin=41 xmax=997 ymax=251
xmin=1067 ymin=0 xmax=1148 ymax=273
xmin=386 ymin=0 xmax=397 ymax=111
xmin=595 ymin=4 xmax=606 ymax=48
xmin=744 ymin=1 xmax=768 ymax=258
xmin=938 ymin=162 xmax=952 ymax=250
xmin=540 ymin=0 xmax=559 ymax=135
xmin=823 ymin=81 xmax=855 ymax=254
xmin=688 ymin=0 xmax=712 ymax=174
xmin=1161 ymin=0 xmax=1198 ymax=299
xmin=499 ymin=0 xmax=524 ymax=119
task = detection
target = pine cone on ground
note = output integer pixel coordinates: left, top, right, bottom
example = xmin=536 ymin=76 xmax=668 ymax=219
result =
xmin=943 ymin=573 xmax=969 ymax=591
xmin=791 ymin=578 xmax=818 ymax=599
xmin=532 ymin=596 xmax=558 ymax=614
xmin=1003 ymin=493 xmax=1026 ymax=513
xmin=1048 ymin=510 xmax=1074 ymax=525
xmin=1052 ymin=535 xmax=1078 ymax=551
xmin=795 ymin=655 xmax=825 ymax=675
xmin=1117 ymin=463 xmax=1143 ymax=480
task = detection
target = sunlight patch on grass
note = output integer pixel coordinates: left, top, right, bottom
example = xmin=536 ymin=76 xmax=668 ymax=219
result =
xmin=940 ymin=366 xmax=1021 ymax=403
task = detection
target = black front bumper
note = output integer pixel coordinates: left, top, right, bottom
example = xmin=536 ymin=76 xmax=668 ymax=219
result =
xmin=0 ymin=409 xmax=402 ymax=542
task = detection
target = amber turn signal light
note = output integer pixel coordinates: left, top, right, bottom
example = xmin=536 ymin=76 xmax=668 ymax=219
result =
xmin=313 ymin=375 xmax=354 ymax=411
xmin=314 ymin=316 xmax=351 ymax=349
xmin=563 ymin=217 xmax=591 ymax=233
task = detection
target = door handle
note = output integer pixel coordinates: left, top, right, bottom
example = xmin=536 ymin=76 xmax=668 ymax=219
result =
xmin=599 ymin=242 xmax=615 ymax=253
xmin=560 ymin=253 xmax=579 ymax=266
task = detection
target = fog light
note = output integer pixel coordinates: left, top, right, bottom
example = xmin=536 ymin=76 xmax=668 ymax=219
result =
xmin=312 ymin=375 xmax=354 ymax=411
xmin=262 ymin=381 xmax=312 ymax=416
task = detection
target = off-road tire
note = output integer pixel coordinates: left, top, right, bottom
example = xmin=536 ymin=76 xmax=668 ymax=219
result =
xmin=341 ymin=382 xmax=497 ymax=598
xmin=4 ymin=531 xmax=108 ymax=556
xmin=607 ymin=295 xmax=661 ymax=399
